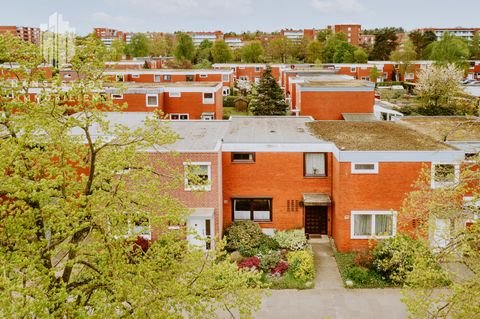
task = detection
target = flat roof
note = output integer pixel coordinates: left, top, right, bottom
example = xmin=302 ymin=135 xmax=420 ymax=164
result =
xmin=222 ymin=116 xmax=321 ymax=144
xmin=160 ymin=120 xmax=230 ymax=151
xmin=307 ymin=121 xmax=454 ymax=151
xmin=399 ymin=117 xmax=480 ymax=142
xmin=342 ymin=113 xmax=378 ymax=122
xmin=298 ymin=80 xmax=374 ymax=88
xmin=113 ymin=82 xmax=221 ymax=88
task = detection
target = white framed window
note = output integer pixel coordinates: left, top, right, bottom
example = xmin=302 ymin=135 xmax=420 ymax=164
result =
xmin=127 ymin=216 xmax=151 ymax=240
xmin=351 ymin=162 xmax=379 ymax=174
xmin=111 ymin=93 xmax=123 ymax=100
xmin=431 ymin=163 xmax=460 ymax=189
xmin=222 ymin=74 xmax=230 ymax=82
xmin=170 ymin=113 xmax=189 ymax=120
xmin=199 ymin=74 xmax=208 ymax=78
xmin=254 ymin=77 xmax=260 ymax=84
xmin=222 ymin=87 xmax=230 ymax=96
xmin=201 ymin=112 xmax=215 ymax=120
xmin=255 ymin=67 xmax=261 ymax=72
xmin=146 ymin=94 xmax=158 ymax=107
xmin=351 ymin=211 xmax=397 ymax=239
xmin=131 ymin=74 xmax=140 ymax=79
xmin=203 ymin=92 xmax=215 ymax=104
xmin=169 ymin=91 xmax=181 ymax=98
xmin=154 ymin=74 xmax=161 ymax=82
xmin=304 ymin=153 xmax=326 ymax=177
xmin=184 ymin=162 xmax=211 ymax=191
xmin=163 ymin=74 xmax=171 ymax=81
xmin=116 ymin=74 xmax=124 ymax=82
xmin=350 ymin=67 xmax=356 ymax=72
xmin=239 ymin=66 xmax=246 ymax=70
xmin=239 ymin=76 xmax=249 ymax=81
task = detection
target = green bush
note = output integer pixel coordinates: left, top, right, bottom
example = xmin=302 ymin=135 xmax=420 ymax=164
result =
xmin=224 ymin=221 xmax=264 ymax=252
xmin=372 ymin=235 xmax=438 ymax=285
xmin=274 ymin=229 xmax=308 ymax=251
xmin=223 ymin=96 xmax=236 ymax=108
xmin=344 ymin=266 xmax=386 ymax=286
xmin=258 ymin=250 xmax=281 ymax=273
xmin=287 ymin=249 xmax=315 ymax=282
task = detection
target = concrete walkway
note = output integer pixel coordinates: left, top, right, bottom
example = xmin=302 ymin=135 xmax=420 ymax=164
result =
xmin=254 ymin=237 xmax=408 ymax=319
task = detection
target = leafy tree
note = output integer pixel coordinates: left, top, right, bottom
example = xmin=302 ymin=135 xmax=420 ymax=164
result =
xmin=125 ymin=33 xmax=151 ymax=57
xmin=469 ymin=32 xmax=480 ymax=60
xmin=108 ymin=38 xmax=126 ymax=61
xmin=249 ymin=66 xmax=288 ymax=115
xmin=306 ymin=40 xmax=323 ymax=63
xmin=211 ymin=40 xmax=232 ymax=63
xmin=267 ymin=37 xmax=290 ymax=63
xmin=415 ymin=64 xmax=465 ymax=110
xmin=0 ymin=33 xmax=263 ymax=318
xmin=288 ymin=38 xmax=309 ymax=63
xmin=353 ymin=47 xmax=368 ymax=63
xmin=400 ymin=149 xmax=480 ymax=319
xmin=194 ymin=39 xmax=213 ymax=64
xmin=369 ymin=28 xmax=399 ymax=61
xmin=427 ymin=33 xmax=470 ymax=67
xmin=174 ymin=32 xmax=195 ymax=62
xmin=316 ymin=29 xmax=332 ymax=43
xmin=409 ymin=30 xmax=437 ymax=59
xmin=241 ymin=41 xmax=264 ymax=63
xmin=369 ymin=66 xmax=381 ymax=83
xmin=333 ymin=42 xmax=355 ymax=63
xmin=149 ymin=32 xmax=171 ymax=57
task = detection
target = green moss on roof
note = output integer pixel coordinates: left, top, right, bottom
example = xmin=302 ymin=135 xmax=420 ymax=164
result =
xmin=307 ymin=121 xmax=455 ymax=151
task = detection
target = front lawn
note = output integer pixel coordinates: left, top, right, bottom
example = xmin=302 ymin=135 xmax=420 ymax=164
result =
xmin=334 ymin=252 xmax=392 ymax=288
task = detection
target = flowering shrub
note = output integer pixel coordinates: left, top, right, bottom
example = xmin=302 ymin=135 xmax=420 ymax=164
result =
xmin=287 ymin=249 xmax=315 ymax=282
xmin=238 ymin=256 xmax=261 ymax=270
xmin=257 ymin=251 xmax=281 ymax=273
xmin=271 ymin=260 xmax=289 ymax=276
xmin=274 ymin=229 xmax=308 ymax=251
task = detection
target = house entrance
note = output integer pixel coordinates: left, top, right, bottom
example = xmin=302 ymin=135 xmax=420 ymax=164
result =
xmin=305 ymin=206 xmax=328 ymax=235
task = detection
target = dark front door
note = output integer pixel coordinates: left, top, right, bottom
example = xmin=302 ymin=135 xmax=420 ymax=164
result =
xmin=305 ymin=206 xmax=328 ymax=235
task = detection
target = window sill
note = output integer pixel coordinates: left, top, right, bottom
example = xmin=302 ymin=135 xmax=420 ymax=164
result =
xmin=351 ymin=235 xmax=394 ymax=240
xmin=304 ymin=175 xmax=328 ymax=179
xmin=232 ymin=161 xmax=255 ymax=164
xmin=184 ymin=187 xmax=212 ymax=192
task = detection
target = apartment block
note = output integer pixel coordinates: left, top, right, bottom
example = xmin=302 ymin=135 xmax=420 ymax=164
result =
xmin=328 ymin=24 xmax=361 ymax=45
xmin=94 ymin=27 xmax=131 ymax=47
xmin=419 ymin=27 xmax=480 ymax=41
xmin=0 ymin=26 xmax=41 ymax=45
xmin=188 ymin=31 xmax=223 ymax=46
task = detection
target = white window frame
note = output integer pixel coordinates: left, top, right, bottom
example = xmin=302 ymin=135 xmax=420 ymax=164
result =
xmin=405 ymin=73 xmax=415 ymax=80
xmin=254 ymin=77 xmax=260 ymax=85
xmin=201 ymin=113 xmax=215 ymax=120
xmin=131 ymin=74 xmax=140 ymax=79
xmin=202 ymin=92 xmax=215 ymax=104
xmin=239 ymin=76 xmax=249 ymax=81
xmin=199 ymin=74 xmax=208 ymax=78
xmin=163 ymin=74 xmax=171 ymax=81
xmin=222 ymin=74 xmax=229 ymax=82
xmin=351 ymin=211 xmax=397 ymax=239
xmin=255 ymin=67 xmax=261 ymax=72
xmin=154 ymin=74 xmax=161 ymax=82
xmin=111 ymin=93 xmax=123 ymax=100
xmin=222 ymin=87 xmax=230 ymax=96
xmin=183 ymin=162 xmax=211 ymax=191
xmin=170 ymin=113 xmax=189 ymax=120
xmin=431 ymin=162 xmax=460 ymax=189
xmin=351 ymin=162 xmax=379 ymax=174
xmin=116 ymin=74 xmax=124 ymax=82
xmin=238 ymin=66 xmax=245 ymax=70
xmin=146 ymin=94 xmax=158 ymax=107
xmin=350 ymin=67 xmax=356 ymax=72
xmin=169 ymin=91 xmax=181 ymax=98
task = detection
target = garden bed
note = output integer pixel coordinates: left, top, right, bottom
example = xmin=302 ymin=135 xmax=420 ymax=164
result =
xmin=225 ymin=221 xmax=315 ymax=289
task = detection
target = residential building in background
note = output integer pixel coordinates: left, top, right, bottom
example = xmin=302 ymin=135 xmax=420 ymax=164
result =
xmin=224 ymin=36 xmax=244 ymax=48
xmin=94 ymin=27 xmax=131 ymax=47
xmin=188 ymin=31 xmax=223 ymax=46
xmin=40 ymin=12 xmax=76 ymax=68
xmin=0 ymin=26 xmax=41 ymax=45
xmin=280 ymin=28 xmax=318 ymax=42
xmin=419 ymin=27 xmax=480 ymax=41
xmin=328 ymin=24 xmax=361 ymax=45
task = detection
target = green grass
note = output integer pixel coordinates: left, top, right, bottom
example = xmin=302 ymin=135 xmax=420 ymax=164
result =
xmin=334 ymin=252 xmax=395 ymax=289
xmin=223 ymin=107 xmax=250 ymax=119
xmin=263 ymin=271 xmax=314 ymax=290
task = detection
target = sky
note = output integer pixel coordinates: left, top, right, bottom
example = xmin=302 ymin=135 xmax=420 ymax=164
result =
xmin=0 ymin=0 xmax=479 ymax=35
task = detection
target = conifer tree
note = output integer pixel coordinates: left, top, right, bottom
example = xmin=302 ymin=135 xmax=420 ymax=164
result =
xmin=249 ymin=66 xmax=288 ymax=115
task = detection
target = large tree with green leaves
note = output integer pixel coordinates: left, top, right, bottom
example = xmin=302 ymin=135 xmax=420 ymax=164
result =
xmin=470 ymin=32 xmax=480 ymax=60
xmin=125 ymin=33 xmax=151 ymax=57
xmin=306 ymin=40 xmax=323 ymax=63
xmin=241 ymin=41 xmax=264 ymax=63
xmin=390 ymin=40 xmax=417 ymax=80
xmin=211 ymin=40 xmax=232 ymax=63
xmin=409 ymin=30 xmax=437 ymax=59
xmin=267 ymin=37 xmax=291 ymax=63
xmin=369 ymin=28 xmax=399 ymax=61
xmin=249 ymin=66 xmax=288 ymax=115
xmin=0 ymin=34 xmax=263 ymax=319
xmin=427 ymin=33 xmax=470 ymax=67
xmin=174 ymin=32 xmax=195 ymax=62
xmin=108 ymin=38 xmax=126 ymax=61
